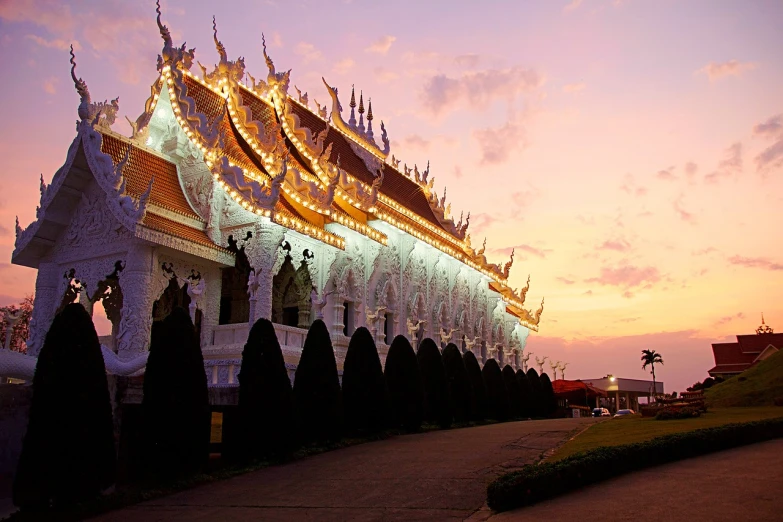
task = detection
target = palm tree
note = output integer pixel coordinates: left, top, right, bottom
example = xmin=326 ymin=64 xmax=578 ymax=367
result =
xmin=641 ymin=349 xmax=663 ymax=398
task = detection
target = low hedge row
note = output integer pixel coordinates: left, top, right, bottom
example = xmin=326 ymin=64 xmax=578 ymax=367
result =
xmin=487 ymin=416 xmax=783 ymax=512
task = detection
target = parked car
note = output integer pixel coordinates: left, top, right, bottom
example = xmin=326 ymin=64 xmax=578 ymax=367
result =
xmin=592 ymin=408 xmax=611 ymax=417
xmin=613 ymin=409 xmax=636 ymax=418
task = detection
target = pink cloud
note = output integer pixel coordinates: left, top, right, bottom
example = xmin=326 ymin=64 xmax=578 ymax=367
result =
xmin=619 ymin=174 xmax=647 ymax=197
xmin=295 ymin=42 xmax=322 ymax=63
xmin=728 ymin=255 xmax=783 ymax=271
xmin=656 ymin=166 xmax=677 ymax=181
xmin=562 ymin=82 xmax=586 ymax=93
xmin=333 ymin=58 xmax=354 ymax=74
xmin=673 ymin=194 xmax=696 ymax=224
xmin=400 ymin=134 xmax=431 ymax=151
xmin=365 ymin=35 xmax=397 ymax=55
xmin=454 ymin=54 xmax=480 ymax=68
xmin=510 ymin=187 xmax=540 ymax=209
xmin=563 ymin=0 xmax=583 ymax=14
xmin=598 ymin=239 xmax=631 ymax=252
xmin=42 ymin=76 xmax=58 ymax=95
xmin=696 ymin=60 xmax=757 ymax=81
xmin=25 ymin=34 xmax=78 ymax=51
xmin=705 ymin=142 xmax=742 ymax=183
xmin=474 ymin=119 xmax=527 ymax=165
xmin=469 ymin=213 xmax=500 ymax=234
xmin=714 ymin=312 xmax=745 ymax=326
xmin=585 ymin=263 xmax=662 ymax=289
xmin=753 ymin=114 xmax=783 ymax=138
xmin=752 ymin=114 xmax=783 ymax=172
xmin=556 ymin=277 xmax=576 ymax=285
xmin=421 ymin=67 xmax=543 ymax=116
xmin=493 ymin=244 xmax=550 ymax=259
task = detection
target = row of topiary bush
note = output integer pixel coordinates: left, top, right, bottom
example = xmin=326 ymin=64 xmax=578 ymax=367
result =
xmin=14 ymin=305 xmax=210 ymax=511
xmin=226 ymin=319 xmax=559 ymax=465
xmin=13 ymin=303 xmax=558 ymax=510
xmin=486 ymin=416 xmax=783 ymax=512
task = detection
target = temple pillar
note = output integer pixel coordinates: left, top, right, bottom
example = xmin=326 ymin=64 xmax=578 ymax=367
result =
xmin=117 ymin=244 xmax=156 ymax=358
xmin=26 ymin=262 xmax=61 ymax=357
xmin=201 ymin=269 xmax=221 ymax=348
xmin=244 ymin=219 xmax=285 ymax=323
xmin=332 ymin=299 xmax=345 ymax=338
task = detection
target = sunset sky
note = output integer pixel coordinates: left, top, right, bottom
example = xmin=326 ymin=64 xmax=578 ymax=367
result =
xmin=1 ymin=0 xmax=781 ymax=392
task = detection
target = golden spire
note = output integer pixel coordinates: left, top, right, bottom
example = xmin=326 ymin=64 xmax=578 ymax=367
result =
xmin=350 ymin=85 xmax=356 ymax=108
xmin=367 ymin=99 xmax=373 ymax=121
xmin=756 ymin=313 xmax=774 ymax=335
xmin=358 ymin=91 xmax=365 ymax=114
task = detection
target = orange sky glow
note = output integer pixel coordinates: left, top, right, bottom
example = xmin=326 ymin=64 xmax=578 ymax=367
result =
xmin=1 ymin=0 xmax=781 ymax=392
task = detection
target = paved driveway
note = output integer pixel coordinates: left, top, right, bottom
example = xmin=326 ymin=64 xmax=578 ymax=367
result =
xmin=93 ymin=418 xmax=594 ymax=521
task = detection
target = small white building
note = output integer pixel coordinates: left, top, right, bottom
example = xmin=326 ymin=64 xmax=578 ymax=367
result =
xmin=581 ymin=376 xmax=664 ymax=412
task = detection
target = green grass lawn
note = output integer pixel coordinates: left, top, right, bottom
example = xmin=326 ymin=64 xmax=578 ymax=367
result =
xmin=706 ymin=349 xmax=783 ymax=407
xmin=551 ymin=406 xmax=783 ymax=461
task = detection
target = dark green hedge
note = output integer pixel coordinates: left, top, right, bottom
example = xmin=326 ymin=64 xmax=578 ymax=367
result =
xmin=342 ymin=327 xmax=388 ymax=435
xmin=14 ymin=304 xmax=116 ymax=509
xmin=487 ymin=417 xmax=783 ymax=512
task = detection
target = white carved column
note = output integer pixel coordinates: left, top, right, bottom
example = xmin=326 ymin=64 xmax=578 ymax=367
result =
xmin=332 ymin=298 xmax=345 ymax=338
xmin=25 ymin=262 xmax=61 ymax=357
xmin=117 ymin=244 xmax=157 ymax=358
xmin=201 ymin=269 xmax=221 ymax=348
xmin=244 ymin=219 xmax=285 ymax=323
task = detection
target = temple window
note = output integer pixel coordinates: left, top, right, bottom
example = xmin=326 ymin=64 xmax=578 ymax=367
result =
xmin=219 ymin=248 xmax=251 ymax=325
xmin=343 ymin=301 xmax=355 ymax=336
xmin=271 ymin=252 xmax=313 ymax=329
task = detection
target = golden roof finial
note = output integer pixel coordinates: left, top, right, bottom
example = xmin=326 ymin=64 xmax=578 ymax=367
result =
xmin=756 ymin=313 xmax=774 ymax=334
xmin=367 ymin=99 xmax=373 ymax=121
xmin=358 ymin=91 xmax=365 ymax=114
xmin=350 ymin=85 xmax=356 ymax=108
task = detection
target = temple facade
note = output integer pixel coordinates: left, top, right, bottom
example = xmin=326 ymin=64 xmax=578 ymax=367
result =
xmin=10 ymin=5 xmax=544 ymax=386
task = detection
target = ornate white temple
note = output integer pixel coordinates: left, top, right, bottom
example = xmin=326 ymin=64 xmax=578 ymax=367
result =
xmin=10 ymin=4 xmax=544 ymax=387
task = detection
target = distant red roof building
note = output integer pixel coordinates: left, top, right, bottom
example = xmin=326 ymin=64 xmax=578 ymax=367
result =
xmin=708 ymin=316 xmax=781 ymax=379
xmin=552 ymin=379 xmax=607 ymax=407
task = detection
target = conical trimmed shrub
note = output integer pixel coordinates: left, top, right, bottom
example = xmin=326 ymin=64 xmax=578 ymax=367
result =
xmin=516 ymin=369 xmax=534 ymax=418
xmin=482 ymin=359 xmax=509 ymax=421
xmin=342 ymin=327 xmax=388 ymax=435
xmin=384 ymin=335 xmax=424 ymax=432
xmin=417 ymin=338 xmax=452 ymax=427
xmin=293 ymin=319 xmax=342 ymax=443
xmin=231 ymin=318 xmax=296 ymax=462
xmin=539 ymin=372 xmax=557 ymax=416
xmin=142 ymin=307 xmax=210 ymax=478
xmin=463 ymin=351 xmax=487 ymax=421
xmin=526 ymin=368 xmax=543 ymax=417
xmin=442 ymin=343 xmax=474 ymax=423
xmin=502 ymin=365 xmax=523 ymax=419
xmin=13 ymin=304 xmax=116 ymax=509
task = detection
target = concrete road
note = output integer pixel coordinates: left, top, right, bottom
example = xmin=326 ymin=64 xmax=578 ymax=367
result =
xmin=485 ymin=438 xmax=783 ymax=521
xmin=92 ymin=418 xmax=594 ymax=521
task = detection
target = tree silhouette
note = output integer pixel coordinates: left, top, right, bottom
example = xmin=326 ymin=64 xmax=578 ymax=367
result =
xmin=384 ymin=335 xmax=424 ymax=431
xmin=641 ymin=349 xmax=664 ymax=397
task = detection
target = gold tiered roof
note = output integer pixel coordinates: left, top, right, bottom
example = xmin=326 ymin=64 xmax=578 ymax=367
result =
xmin=18 ymin=2 xmax=543 ymax=329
